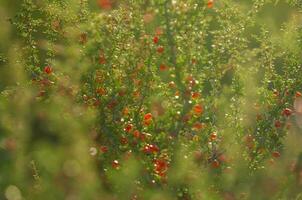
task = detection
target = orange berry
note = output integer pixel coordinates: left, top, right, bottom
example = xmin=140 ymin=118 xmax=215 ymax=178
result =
xmin=272 ymin=151 xmax=281 ymax=158
xmin=207 ymin=0 xmax=214 ymax=8
xmin=211 ymin=159 xmax=220 ymax=168
xmin=144 ymin=113 xmax=152 ymax=121
xmin=96 ymin=88 xmax=106 ymax=95
xmin=193 ymin=122 xmax=203 ymax=130
xmin=133 ymin=130 xmax=140 ymax=138
xmin=44 ymin=66 xmax=52 ymax=74
xmin=210 ymin=132 xmax=217 ymax=141
xmin=192 ymin=92 xmax=200 ymax=99
xmin=296 ymin=91 xmax=302 ymax=98
xmin=98 ymin=0 xmax=112 ymax=10
xmin=159 ymin=64 xmax=168 ymax=71
xmin=123 ymin=107 xmax=130 ymax=115
xmin=193 ymin=104 xmax=203 ymax=115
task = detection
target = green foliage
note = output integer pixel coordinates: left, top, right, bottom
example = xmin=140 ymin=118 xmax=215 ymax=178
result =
xmin=1 ymin=0 xmax=302 ymax=199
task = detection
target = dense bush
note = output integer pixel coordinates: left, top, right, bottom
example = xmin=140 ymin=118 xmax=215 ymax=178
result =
xmin=1 ymin=0 xmax=302 ymax=199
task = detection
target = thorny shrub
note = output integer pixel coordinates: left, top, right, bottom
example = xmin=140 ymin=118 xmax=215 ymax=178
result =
xmin=1 ymin=0 xmax=302 ymax=199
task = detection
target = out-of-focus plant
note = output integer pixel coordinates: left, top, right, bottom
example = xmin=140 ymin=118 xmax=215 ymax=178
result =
xmin=1 ymin=0 xmax=302 ymax=199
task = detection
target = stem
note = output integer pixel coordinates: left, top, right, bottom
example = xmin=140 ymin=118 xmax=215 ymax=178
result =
xmin=163 ymin=0 xmax=191 ymax=136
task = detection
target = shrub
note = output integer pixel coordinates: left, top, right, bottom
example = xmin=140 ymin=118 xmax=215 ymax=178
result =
xmin=1 ymin=0 xmax=302 ymax=199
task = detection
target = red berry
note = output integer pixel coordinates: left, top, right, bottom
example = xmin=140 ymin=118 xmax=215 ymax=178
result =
xmin=112 ymin=160 xmax=120 ymax=169
xmin=274 ymin=120 xmax=282 ymax=128
xmin=149 ymin=144 xmax=159 ymax=153
xmin=143 ymin=144 xmax=159 ymax=154
xmin=193 ymin=122 xmax=203 ymax=130
xmin=143 ymin=119 xmax=152 ymax=126
xmin=193 ymin=104 xmax=203 ymax=115
xmin=154 ymin=159 xmax=168 ymax=174
xmin=98 ymin=0 xmax=112 ymax=10
xmin=157 ymin=46 xmax=164 ymax=53
xmin=159 ymin=64 xmax=168 ymax=71
xmin=207 ymin=0 xmax=214 ymax=8
xmin=143 ymin=113 xmax=153 ymax=126
xmin=144 ymin=113 xmax=152 ymax=121
xmin=282 ymin=108 xmax=292 ymax=117
xmin=143 ymin=145 xmax=151 ymax=153
xmin=272 ymin=151 xmax=281 ymax=158
xmin=192 ymin=92 xmax=200 ymax=99
xmin=123 ymin=107 xmax=129 ymax=116
xmin=296 ymin=91 xmax=302 ymax=98
xmin=44 ymin=66 xmax=52 ymax=74
xmin=125 ymin=124 xmax=133 ymax=132
xmin=120 ymin=137 xmax=128 ymax=145
xmin=211 ymin=159 xmax=220 ymax=168
xmin=153 ymin=36 xmax=159 ymax=44
xmin=96 ymin=88 xmax=106 ymax=95
xmin=133 ymin=130 xmax=140 ymax=138
xmin=210 ymin=132 xmax=217 ymax=141
xmin=100 ymin=146 xmax=108 ymax=153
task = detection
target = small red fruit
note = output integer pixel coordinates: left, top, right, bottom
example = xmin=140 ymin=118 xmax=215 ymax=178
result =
xmin=193 ymin=104 xmax=203 ymax=115
xmin=143 ymin=144 xmax=159 ymax=154
xmin=144 ymin=120 xmax=152 ymax=126
xmin=296 ymin=91 xmax=302 ymax=98
xmin=272 ymin=151 xmax=281 ymax=158
xmin=157 ymin=46 xmax=164 ymax=53
xmin=207 ymin=0 xmax=214 ymax=8
xmin=211 ymin=159 xmax=220 ymax=168
xmin=96 ymin=88 xmax=106 ymax=95
xmin=210 ymin=132 xmax=217 ymax=141
xmin=100 ymin=146 xmax=108 ymax=153
xmin=144 ymin=113 xmax=152 ymax=121
xmin=112 ymin=160 xmax=120 ymax=169
xmin=123 ymin=107 xmax=130 ymax=116
xmin=44 ymin=66 xmax=52 ymax=74
xmin=125 ymin=124 xmax=133 ymax=132
xmin=282 ymin=108 xmax=292 ymax=117
xmin=192 ymin=92 xmax=200 ymax=99
xmin=98 ymin=0 xmax=112 ymax=10
xmin=149 ymin=144 xmax=159 ymax=152
xmin=133 ymin=130 xmax=140 ymax=138
xmin=274 ymin=120 xmax=282 ymax=128
xmin=159 ymin=64 xmax=168 ymax=71
xmin=143 ymin=113 xmax=153 ymax=126
xmin=193 ymin=122 xmax=203 ymax=130
xmin=153 ymin=36 xmax=159 ymax=44
xmin=120 ymin=137 xmax=128 ymax=145
xmin=154 ymin=158 xmax=168 ymax=174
